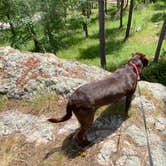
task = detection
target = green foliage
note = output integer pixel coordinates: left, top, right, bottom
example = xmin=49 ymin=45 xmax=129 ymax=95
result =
xmin=68 ymin=15 xmax=84 ymax=29
xmin=142 ymin=52 xmax=166 ymax=85
xmin=0 ymin=0 xmax=67 ymax=52
xmin=39 ymin=0 xmax=66 ymax=52
xmin=0 ymin=0 xmax=165 ymax=85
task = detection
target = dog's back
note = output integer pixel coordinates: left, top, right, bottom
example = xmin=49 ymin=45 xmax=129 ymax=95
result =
xmin=70 ymin=65 xmax=137 ymax=109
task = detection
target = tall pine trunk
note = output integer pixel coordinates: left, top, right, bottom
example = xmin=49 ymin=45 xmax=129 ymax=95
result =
xmin=82 ymin=9 xmax=89 ymax=38
xmin=98 ymin=0 xmax=106 ymax=69
xmin=117 ymin=0 xmax=120 ymax=8
xmin=153 ymin=18 xmax=166 ymax=63
xmin=119 ymin=0 xmax=124 ymax=29
xmin=124 ymin=0 xmax=134 ymax=41
xmin=105 ymin=0 xmax=107 ymax=15
xmin=124 ymin=0 xmax=128 ymax=9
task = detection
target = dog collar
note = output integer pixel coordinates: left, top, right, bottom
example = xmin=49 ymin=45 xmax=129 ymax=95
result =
xmin=128 ymin=61 xmax=140 ymax=80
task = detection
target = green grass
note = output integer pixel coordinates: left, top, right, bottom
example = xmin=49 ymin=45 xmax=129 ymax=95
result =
xmin=0 ymin=1 xmax=165 ymax=84
xmin=57 ymin=2 xmax=166 ymax=71
xmin=141 ymin=55 xmax=166 ymax=85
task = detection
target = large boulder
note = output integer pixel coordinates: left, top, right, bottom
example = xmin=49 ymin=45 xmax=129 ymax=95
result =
xmin=0 ymin=47 xmax=109 ymax=99
xmin=0 ymin=47 xmax=165 ymax=165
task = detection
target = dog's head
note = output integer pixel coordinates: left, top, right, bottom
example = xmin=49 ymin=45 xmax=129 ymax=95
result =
xmin=131 ymin=52 xmax=149 ymax=69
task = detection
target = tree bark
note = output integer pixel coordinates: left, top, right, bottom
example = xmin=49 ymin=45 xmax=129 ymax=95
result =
xmin=119 ymin=0 xmax=124 ymax=29
xmin=124 ymin=0 xmax=134 ymax=41
xmin=28 ymin=25 xmax=45 ymax=53
xmin=150 ymin=0 xmax=155 ymax=3
xmin=117 ymin=0 xmax=120 ymax=9
xmin=82 ymin=9 xmax=89 ymax=37
xmin=153 ymin=18 xmax=166 ymax=63
xmin=98 ymin=0 xmax=106 ymax=69
xmin=124 ymin=0 xmax=128 ymax=8
xmin=105 ymin=0 xmax=107 ymax=15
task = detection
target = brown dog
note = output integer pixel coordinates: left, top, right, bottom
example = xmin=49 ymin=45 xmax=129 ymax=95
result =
xmin=48 ymin=53 xmax=148 ymax=146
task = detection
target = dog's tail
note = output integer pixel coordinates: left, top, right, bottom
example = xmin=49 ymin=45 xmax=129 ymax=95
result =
xmin=48 ymin=102 xmax=73 ymax=123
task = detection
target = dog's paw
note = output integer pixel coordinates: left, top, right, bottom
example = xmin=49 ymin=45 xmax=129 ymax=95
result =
xmin=72 ymin=135 xmax=91 ymax=148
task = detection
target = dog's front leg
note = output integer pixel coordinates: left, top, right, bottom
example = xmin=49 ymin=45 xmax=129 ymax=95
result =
xmin=125 ymin=94 xmax=133 ymax=117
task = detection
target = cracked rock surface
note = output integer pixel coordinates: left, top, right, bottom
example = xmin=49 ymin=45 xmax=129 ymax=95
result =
xmin=0 ymin=47 xmax=165 ymax=165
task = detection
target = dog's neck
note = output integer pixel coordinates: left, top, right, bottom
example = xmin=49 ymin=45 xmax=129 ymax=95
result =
xmin=128 ymin=61 xmax=141 ymax=80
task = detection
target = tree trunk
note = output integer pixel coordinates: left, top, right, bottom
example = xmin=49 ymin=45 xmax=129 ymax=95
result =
xmin=150 ymin=0 xmax=155 ymax=3
xmin=105 ymin=0 xmax=107 ymax=15
xmin=87 ymin=0 xmax=92 ymax=17
xmin=124 ymin=0 xmax=128 ymax=8
xmin=98 ymin=0 xmax=106 ymax=69
xmin=45 ymin=23 xmax=56 ymax=53
xmin=117 ymin=0 xmax=120 ymax=8
xmin=124 ymin=0 xmax=134 ymax=41
xmin=82 ymin=9 xmax=89 ymax=37
xmin=6 ymin=13 xmax=18 ymax=48
xmin=9 ymin=22 xmax=17 ymax=48
xmin=119 ymin=0 xmax=124 ymax=29
xmin=153 ymin=18 xmax=166 ymax=63
xmin=28 ymin=25 xmax=45 ymax=52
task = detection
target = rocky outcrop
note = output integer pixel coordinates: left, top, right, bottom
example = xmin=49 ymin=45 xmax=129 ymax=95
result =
xmin=0 ymin=47 xmax=109 ymax=99
xmin=0 ymin=47 xmax=165 ymax=165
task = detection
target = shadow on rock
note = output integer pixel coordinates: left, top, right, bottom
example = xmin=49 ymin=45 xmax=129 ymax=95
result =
xmin=61 ymin=102 xmax=126 ymax=159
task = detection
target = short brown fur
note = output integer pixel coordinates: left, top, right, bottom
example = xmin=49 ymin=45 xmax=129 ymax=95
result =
xmin=48 ymin=53 xmax=148 ymax=146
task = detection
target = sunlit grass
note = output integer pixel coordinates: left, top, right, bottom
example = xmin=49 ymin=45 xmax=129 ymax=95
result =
xmin=57 ymin=2 xmax=166 ymax=72
xmin=0 ymin=1 xmax=165 ymax=82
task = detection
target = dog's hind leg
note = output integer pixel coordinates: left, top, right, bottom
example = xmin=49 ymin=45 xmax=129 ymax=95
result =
xmin=73 ymin=108 xmax=95 ymax=147
xmin=125 ymin=94 xmax=133 ymax=117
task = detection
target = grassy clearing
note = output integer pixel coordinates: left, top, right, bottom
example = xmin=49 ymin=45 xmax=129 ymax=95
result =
xmin=57 ymin=1 xmax=166 ymax=72
xmin=0 ymin=1 xmax=165 ymax=84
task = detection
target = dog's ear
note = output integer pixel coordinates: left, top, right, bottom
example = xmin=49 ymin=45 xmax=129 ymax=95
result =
xmin=137 ymin=53 xmax=148 ymax=67
xmin=142 ymin=57 xmax=149 ymax=67
xmin=131 ymin=53 xmax=135 ymax=57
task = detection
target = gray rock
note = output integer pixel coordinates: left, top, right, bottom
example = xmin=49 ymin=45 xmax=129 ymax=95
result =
xmin=146 ymin=143 xmax=166 ymax=166
xmin=97 ymin=139 xmax=117 ymax=165
xmin=139 ymin=81 xmax=166 ymax=104
xmin=0 ymin=110 xmax=55 ymax=145
xmin=115 ymin=155 xmax=127 ymax=166
xmin=0 ymin=47 xmax=108 ymax=99
xmin=132 ymin=95 xmax=155 ymax=111
xmin=125 ymin=156 xmax=141 ymax=166
xmin=155 ymin=117 xmax=166 ymax=134
xmin=0 ymin=61 xmax=3 ymax=68
xmin=126 ymin=125 xmax=160 ymax=146
xmin=121 ymin=141 xmax=137 ymax=155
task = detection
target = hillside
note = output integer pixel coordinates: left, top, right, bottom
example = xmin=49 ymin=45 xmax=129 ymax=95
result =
xmin=0 ymin=47 xmax=165 ymax=166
